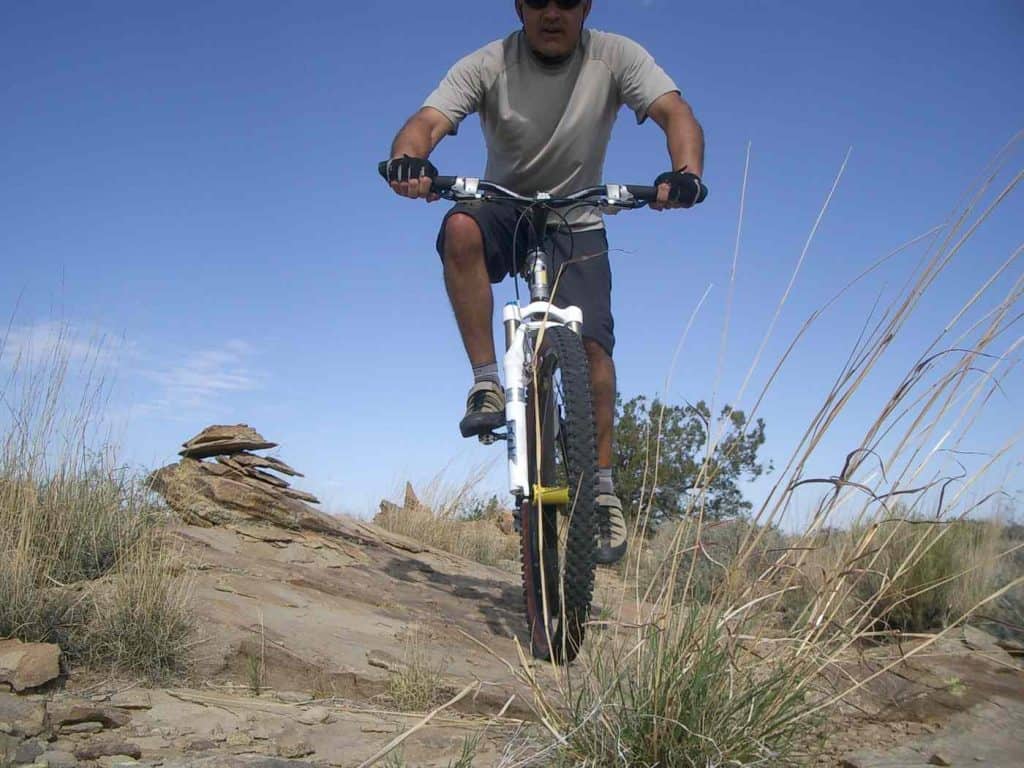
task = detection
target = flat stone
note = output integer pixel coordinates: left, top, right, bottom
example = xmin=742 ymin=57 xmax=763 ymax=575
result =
xmin=161 ymin=758 xmax=316 ymax=768
xmin=179 ymin=439 xmax=277 ymax=459
xmin=928 ymin=755 xmax=953 ymax=766
xmin=225 ymin=731 xmax=253 ymax=747
xmin=15 ymin=739 xmax=46 ymax=763
xmin=294 ymin=706 xmax=330 ymax=726
xmin=242 ymin=468 xmax=290 ymax=489
xmin=75 ymin=740 xmax=142 ymax=759
xmin=182 ymin=424 xmax=271 ymax=447
xmin=280 ymin=488 xmax=320 ymax=505
xmin=0 ymin=732 xmax=21 ymax=762
xmin=97 ymin=757 xmax=138 ymax=768
xmin=229 ymin=453 xmax=303 ymax=477
xmin=49 ymin=699 xmax=129 ymax=729
xmin=0 ymin=691 xmax=47 ymax=737
xmin=0 ymin=639 xmax=61 ymax=692
xmin=198 ymin=461 xmax=234 ymax=476
xmin=108 ymin=690 xmax=152 ymax=710
xmin=180 ymin=425 xmax=276 ymax=459
xmin=38 ymin=750 xmax=78 ymax=768
xmin=61 ymin=722 xmax=104 ymax=734
xmin=184 ymin=738 xmax=220 ymax=752
xmin=215 ymin=456 xmax=247 ymax=473
xmin=276 ymin=735 xmax=313 ymax=759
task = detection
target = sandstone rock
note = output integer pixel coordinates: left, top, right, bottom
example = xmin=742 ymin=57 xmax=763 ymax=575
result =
xmin=198 ymin=461 xmax=234 ymax=476
xmin=0 ymin=691 xmax=47 ymax=737
xmin=75 ymin=740 xmax=142 ymax=760
xmin=0 ymin=732 xmax=21 ymax=762
xmin=276 ymin=732 xmax=313 ymax=759
xmin=97 ymin=757 xmax=138 ymax=768
xmin=180 ymin=425 xmax=277 ymax=459
xmin=61 ymin=721 xmax=104 ymax=734
xmin=995 ymin=638 xmax=1024 ymax=659
xmin=185 ymin=738 xmax=220 ymax=752
xmin=15 ymin=738 xmax=46 ymax=764
xmin=275 ymin=692 xmax=309 ymax=705
xmin=0 ymin=639 xmax=61 ymax=692
xmin=929 ymin=754 xmax=953 ymax=766
xmin=151 ymin=459 xmax=326 ymax=529
xmin=225 ymin=731 xmax=253 ymax=747
xmin=49 ymin=700 xmax=129 ymax=730
xmin=215 ymin=456 xmax=247 ymax=472
xmin=108 ymin=691 xmax=151 ymax=711
xmin=294 ymin=706 xmax=330 ymax=726
xmin=404 ymin=481 xmax=423 ymax=511
xmin=38 ymin=749 xmax=78 ymax=768
xmin=243 ymin=468 xmax=290 ymax=489
xmin=281 ymin=488 xmax=320 ymax=505
xmin=162 ymin=757 xmax=316 ymax=767
xmin=229 ymin=453 xmax=303 ymax=477
xmin=496 ymin=510 xmax=515 ymax=536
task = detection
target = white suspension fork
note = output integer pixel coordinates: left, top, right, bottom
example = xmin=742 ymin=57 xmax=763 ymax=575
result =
xmin=501 ymin=301 xmax=584 ymax=497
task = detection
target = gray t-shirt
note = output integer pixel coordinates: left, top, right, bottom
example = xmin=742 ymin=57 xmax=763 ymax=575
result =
xmin=423 ymin=29 xmax=679 ymax=230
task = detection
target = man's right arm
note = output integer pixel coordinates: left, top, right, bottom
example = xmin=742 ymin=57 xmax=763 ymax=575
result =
xmin=387 ymin=107 xmax=455 ymax=202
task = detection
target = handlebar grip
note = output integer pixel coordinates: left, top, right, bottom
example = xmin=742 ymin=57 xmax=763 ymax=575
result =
xmin=378 ymin=160 xmax=455 ymax=193
xmin=432 ymin=176 xmax=457 ymax=193
xmin=625 ymin=185 xmax=659 ymax=203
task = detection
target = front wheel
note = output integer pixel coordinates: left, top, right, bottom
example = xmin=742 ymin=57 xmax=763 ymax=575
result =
xmin=520 ymin=325 xmax=598 ymax=664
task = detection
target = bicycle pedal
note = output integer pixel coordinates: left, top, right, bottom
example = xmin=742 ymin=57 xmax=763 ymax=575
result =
xmin=478 ymin=430 xmax=507 ymax=445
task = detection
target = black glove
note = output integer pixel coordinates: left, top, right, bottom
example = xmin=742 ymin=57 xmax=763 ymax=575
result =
xmin=378 ymin=155 xmax=438 ymax=184
xmin=653 ymin=169 xmax=708 ymax=207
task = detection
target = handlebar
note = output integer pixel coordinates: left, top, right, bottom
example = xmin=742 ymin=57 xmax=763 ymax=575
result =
xmin=378 ymin=162 xmax=658 ymax=208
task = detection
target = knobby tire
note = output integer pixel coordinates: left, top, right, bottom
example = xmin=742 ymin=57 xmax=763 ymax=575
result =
xmin=519 ymin=325 xmax=598 ymax=664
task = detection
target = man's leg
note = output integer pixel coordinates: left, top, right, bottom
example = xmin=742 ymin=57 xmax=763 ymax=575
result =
xmin=442 ymin=213 xmax=496 ymax=368
xmin=585 ymin=337 xmax=627 ymax=564
xmin=441 ymin=212 xmax=506 ymax=437
xmin=584 ymin=337 xmax=616 ymax=469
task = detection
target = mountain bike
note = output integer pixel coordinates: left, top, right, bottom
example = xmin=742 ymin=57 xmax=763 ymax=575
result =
xmin=388 ymin=169 xmax=658 ymax=663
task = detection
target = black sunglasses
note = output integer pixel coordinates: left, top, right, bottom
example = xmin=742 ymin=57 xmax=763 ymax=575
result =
xmin=523 ymin=0 xmax=584 ymax=10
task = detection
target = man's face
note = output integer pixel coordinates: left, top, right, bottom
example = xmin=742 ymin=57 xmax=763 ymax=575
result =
xmin=517 ymin=0 xmax=591 ymax=60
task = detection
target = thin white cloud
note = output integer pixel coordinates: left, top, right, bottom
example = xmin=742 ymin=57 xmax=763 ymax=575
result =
xmin=133 ymin=338 xmax=262 ymax=416
xmin=0 ymin=320 xmax=129 ymax=371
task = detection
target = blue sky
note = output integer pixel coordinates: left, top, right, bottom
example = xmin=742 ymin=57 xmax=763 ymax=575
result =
xmin=2 ymin=1 xmax=1022 ymax=525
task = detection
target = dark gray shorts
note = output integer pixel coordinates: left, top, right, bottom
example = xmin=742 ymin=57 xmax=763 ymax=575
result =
xmin=436 ymin=202 xmax=615 ymax=356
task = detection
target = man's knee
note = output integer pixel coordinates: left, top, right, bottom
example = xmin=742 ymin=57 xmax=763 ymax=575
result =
xmin=443 ymin=213 xmax=484 ymax=265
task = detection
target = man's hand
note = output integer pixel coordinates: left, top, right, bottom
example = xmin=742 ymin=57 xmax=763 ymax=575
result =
xmin=651 ymin=169 xmax=708 ymax=211
xmin=380 ymin=155 xmax=440 ymax=203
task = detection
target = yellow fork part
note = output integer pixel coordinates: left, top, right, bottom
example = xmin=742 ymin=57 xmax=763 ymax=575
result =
xmin=533 ymin=485 xmax=569 ymax=506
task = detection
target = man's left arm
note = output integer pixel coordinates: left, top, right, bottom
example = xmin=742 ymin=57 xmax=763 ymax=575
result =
xmin=647 ymin=93 xmax=706 ymax=210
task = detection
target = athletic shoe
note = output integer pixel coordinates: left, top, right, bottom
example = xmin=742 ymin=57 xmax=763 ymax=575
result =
xmin=596 ymin=492 xmax=628 ymax=565
xmin=459 ymin=380 xmax=506 ymax=437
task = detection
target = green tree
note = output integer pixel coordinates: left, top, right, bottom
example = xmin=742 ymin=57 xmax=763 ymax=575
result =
xmin=614 ymin=395 xmax=769 ymax=526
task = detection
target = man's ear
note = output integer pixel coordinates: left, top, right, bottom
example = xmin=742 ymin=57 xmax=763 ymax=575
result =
xmin=583 ymin=0 xmax=592 ymax=21
xmin=515 ymin=0 xmax=524 ymax=23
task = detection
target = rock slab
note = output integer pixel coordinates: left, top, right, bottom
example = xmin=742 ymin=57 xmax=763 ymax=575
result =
xmin=0 ymin=639 xmax=60 ymax=692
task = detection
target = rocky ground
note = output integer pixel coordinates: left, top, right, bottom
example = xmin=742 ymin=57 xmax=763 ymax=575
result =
xmin=2 ymin=426 xmax=1022 ymax=767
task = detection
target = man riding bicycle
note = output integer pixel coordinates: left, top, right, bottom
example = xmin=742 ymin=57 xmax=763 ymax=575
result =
xmin=381 ymin=0 xmax=706 ymax=566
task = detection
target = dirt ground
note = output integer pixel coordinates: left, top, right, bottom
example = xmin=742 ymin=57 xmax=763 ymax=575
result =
xmin=4 ymin=518 xmax=1022 ymax=767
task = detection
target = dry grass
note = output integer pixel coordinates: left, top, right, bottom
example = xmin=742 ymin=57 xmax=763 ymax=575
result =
xmin=386 ymin=626 xmax=448 ymax=712
xmin=498 ymin=141 xmax=1024 ymax=767
xmin=376 ymin=469 xmax=519 ymax=568
xmin=0 ymin=324 xmax=194 ymax=681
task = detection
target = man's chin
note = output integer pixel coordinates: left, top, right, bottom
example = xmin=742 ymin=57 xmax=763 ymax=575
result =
xmin=532 ymin=42 xmax=572 ymax=60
